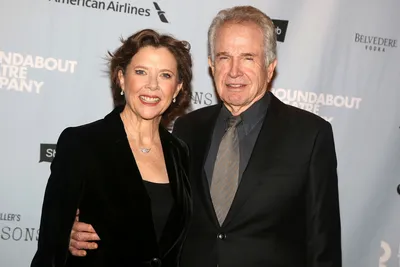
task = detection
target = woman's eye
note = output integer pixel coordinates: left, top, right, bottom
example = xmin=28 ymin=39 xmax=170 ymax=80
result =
xmin=161 ymin=73 xmax=172 ymax=79
xmin=135 ymin=69 xmax=146 ymax=75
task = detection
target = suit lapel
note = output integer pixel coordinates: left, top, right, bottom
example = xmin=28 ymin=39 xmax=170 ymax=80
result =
xmin=222 ymin=94 xmax=288 ymax=227
xmin=191 ymin=105 xmax=221 ymax=226
xmin=104 ymin=107 xmax=158 ymax=251
xmin=102 ymin=107 xmax=192 ymax=258
xmin=158 ymin=127 xmax=191 ymax=257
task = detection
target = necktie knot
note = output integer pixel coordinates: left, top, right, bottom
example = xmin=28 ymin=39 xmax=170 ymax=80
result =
xmin=227 ymin=116 xmax=242 ymax=129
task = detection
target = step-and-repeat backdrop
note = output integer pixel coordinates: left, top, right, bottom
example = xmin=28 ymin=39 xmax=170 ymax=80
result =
xmin=0 ymin=0 xmax=399 ymax=266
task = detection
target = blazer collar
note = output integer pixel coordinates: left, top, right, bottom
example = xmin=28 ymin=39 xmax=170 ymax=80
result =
xmin=103 ymin=105 xmax=177 ymax=145
xmin=189 ymin=104 xmax=222 ymax=226
xmin=104 ymin=105 xmax=191 ymax=258
xmin=222 ymin=92 xmax=288 ymax=227
xmin=193 ymin=96 xmax=287 ymax=227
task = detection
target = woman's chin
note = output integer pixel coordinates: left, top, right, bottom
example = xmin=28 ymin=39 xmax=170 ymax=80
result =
xmin=136 ymin=112 xmax=163 ymax=122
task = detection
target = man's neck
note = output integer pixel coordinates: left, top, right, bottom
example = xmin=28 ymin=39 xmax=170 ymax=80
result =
xmin=223 ymin=91 xmax=267 ymax=116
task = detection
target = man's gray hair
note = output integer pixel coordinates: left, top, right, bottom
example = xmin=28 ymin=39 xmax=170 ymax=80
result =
xmin=208 ymin=6 xmax=277 ymax=66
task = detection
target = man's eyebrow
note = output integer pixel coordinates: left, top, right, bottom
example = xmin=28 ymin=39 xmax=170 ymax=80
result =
xmin=240 ymin=53 xmax=257 ymax=57
xmin=215 ymin=52 xmax=230 ymax=57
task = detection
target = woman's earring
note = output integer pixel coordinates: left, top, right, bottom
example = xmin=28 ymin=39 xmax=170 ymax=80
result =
xmin=120 ymin=90 xmax=124 ymax=96
xmin=172 ymin=98 xmax=176 ymax=103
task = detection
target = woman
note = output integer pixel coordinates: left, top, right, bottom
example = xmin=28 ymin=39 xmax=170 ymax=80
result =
xmin=31 ymin=29 xmax=193 ymax=267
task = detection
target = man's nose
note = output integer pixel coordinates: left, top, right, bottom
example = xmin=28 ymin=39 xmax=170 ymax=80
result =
xmin=228 ymin=59 xmax=243 ymax=78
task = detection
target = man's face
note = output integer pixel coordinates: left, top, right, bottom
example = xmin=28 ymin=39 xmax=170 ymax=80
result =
xmin=209 ymin=22 xmax=276 ymax=115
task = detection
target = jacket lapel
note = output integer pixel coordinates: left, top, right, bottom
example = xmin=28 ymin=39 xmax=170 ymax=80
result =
xmin=222 ymin=94 xmax=288 ymax=227
xmin=103 ymin=107 xmax=158 ymax=251
xmin=158 ymin=127 xmax=192 ymax=257
xmin=191 ymin=105 xmax=221 ymax=226
xmin=100 ymin=107 xmax=192 ymax=259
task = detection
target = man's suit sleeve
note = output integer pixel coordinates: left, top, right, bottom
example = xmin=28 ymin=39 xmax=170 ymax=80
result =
xmin=172 ymin=116 xmax=186 ymax=141
xmin=172 ymin=116 xmax=190 ymax=171
xmin=306 ymin=122 xmax=342 ymax=267
xmin=31 ymin=128 xmax=85 ymax=267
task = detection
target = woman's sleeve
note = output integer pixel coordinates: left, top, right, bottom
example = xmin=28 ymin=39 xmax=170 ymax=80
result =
xmin=31 ymin=128 xmax=86 ymax=267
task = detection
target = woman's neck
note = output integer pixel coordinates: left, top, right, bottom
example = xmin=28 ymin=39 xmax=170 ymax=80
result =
xmin=120 ymin=107 xmax=161 ymax=147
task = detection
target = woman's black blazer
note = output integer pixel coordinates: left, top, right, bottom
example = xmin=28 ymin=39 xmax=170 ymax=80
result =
xmin=31 ymin=106 xmax=192 ymax=267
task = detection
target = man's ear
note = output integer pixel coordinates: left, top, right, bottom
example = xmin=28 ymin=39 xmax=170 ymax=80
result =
xmin=267 ymin=59 xmax=277 ymax=83
xmin=208 ymin=57 xmax=215 ymax=77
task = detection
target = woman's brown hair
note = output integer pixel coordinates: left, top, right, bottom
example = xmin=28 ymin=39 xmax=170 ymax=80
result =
xmin=108 ymin=29 xmax=192 ymax=126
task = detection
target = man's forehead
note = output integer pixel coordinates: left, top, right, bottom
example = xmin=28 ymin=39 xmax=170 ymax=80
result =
xmin=216 ymin=20 xmax=262 ymax=34
xmin=214 ymin=36 xmax=264 ymax=55
xmin=215 ymin=23 xmax=263 ymax=44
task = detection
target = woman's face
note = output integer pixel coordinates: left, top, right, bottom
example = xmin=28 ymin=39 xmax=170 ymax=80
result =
xmin=118 ymin=46 xmax=182 ymax=121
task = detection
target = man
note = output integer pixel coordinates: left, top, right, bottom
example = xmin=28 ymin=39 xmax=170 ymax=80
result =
xmin=68 ymin=6 xmax=342 ymax=267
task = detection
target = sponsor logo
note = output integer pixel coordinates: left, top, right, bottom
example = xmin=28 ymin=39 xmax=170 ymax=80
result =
xmin=47 ymin=0 xmax=170 ymax=22
xmin=380 ymin=241 xmax=391 ymax=267
xmin=48 ymin=0 xmax=151 ymax=16
xmin=378 ymin=240 xmax=400 ymax=267
xmin=191 ymin=91 xmax=214 ymax=106
xmin=39 ymin=144 xmax=57 ymax=163
xmin=272 ymin=88 xmax=362 ymax=123
xmin=0 ymin=213 xmax=21 ymax=222
xmin=354 ymin=33 xmax=398 ymax=52
xmin=153 ymin=2 xmax=168 ymax=23
xmin=272 ymin=19 xmax=289 ymax=42
xmin=0 ymin=212 xmax=39 ymax=242
xmin=0 ymin=51 xmax=77 ymax=94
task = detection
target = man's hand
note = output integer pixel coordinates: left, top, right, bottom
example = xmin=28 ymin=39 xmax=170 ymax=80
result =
xmin=69 ymin=209 xmax=100 ymax=257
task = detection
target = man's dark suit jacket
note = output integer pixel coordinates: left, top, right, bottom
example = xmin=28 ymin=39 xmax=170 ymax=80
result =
xmin=173 ymin=92 xmax=341 ymax=267
xmin=31 ymin=106 xmax=192 ymax=267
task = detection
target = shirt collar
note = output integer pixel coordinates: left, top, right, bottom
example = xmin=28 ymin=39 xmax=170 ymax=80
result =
xmin=219 ymin=92 xmax=270 ymax=135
